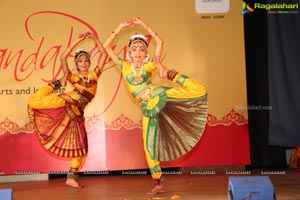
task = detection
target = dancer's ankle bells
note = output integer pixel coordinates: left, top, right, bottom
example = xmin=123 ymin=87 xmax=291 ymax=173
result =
xmin=66 ymin=170 xmax=83 ymax=188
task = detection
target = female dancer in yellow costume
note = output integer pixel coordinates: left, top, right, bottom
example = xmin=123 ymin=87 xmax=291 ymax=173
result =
xmin=28 ymin=32 xmax=107 ymax=188
xmin=104 ymin=17 xmax=208 ymax=195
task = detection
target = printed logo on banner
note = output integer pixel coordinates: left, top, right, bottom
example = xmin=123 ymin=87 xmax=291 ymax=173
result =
xmin=241 ymin=1 xmax=299 ymax=15
xmin=195 ymin=0 xmax=230 ymax=14
xmin=241 ymin=2 xmax=254 ymax=15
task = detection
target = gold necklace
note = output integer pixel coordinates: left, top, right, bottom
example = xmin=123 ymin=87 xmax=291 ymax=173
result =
xmin=79 ymin=72 xmax=91 ymax=87
xmin=131 ymin=64 xmax=143 ymax=84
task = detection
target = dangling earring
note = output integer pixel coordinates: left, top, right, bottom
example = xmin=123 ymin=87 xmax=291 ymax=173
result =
xmin=126 ymin=51 xmax=133 ymax=63
xmin=143 ymin=53 xmax=150 ymax=63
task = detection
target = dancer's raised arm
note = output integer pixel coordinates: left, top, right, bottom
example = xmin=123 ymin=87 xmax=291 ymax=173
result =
xmin=103 ymin=19 xmax=134 ymax=64
xmin=60 ymin=33 xmax=86 ymax=79
xmin=132 ymin=17 xmax=164 ymax=63
xmin=85 ymin=32 xmax=107 ymax=71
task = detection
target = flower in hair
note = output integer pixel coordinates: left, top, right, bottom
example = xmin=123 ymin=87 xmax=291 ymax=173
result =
xmin=74 ymin=49 xmax=90 ymax=61
xmin=75 ymin=48 xmax=86 ymax=55
xmin=128 ymin=33 xmax=148 ymax=47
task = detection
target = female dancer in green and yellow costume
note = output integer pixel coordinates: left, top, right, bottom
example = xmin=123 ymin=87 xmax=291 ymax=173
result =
xmin=28 ymin=32 xmax=107 ymax=188
xmin=104 ymin=17 xmax=208 ymax=195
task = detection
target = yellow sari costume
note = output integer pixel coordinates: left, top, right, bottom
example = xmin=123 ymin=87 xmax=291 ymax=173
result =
xmin=28 ymin=68 xmax=101 ymax=159
xmin=118 ymin=59 xmax=208 ymax=179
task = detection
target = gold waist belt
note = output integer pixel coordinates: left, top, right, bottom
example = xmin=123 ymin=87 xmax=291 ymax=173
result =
xmin=135 ymin=84 xmax=153 ymax=102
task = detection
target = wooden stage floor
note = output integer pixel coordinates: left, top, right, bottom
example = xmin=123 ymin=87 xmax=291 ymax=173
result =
xmin=0 ymin=168 xmax=299 ymax=200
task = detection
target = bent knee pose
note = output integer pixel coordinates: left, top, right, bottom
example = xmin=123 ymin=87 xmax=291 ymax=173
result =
xmin=104 ymin=17 xmax=208 ymax=195
xmin=28 ymin=32 xmax=107 ymax=188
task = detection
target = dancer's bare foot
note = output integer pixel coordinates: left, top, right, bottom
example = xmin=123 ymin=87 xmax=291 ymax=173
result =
xmin=66 ymin=170 xmax=83 ymax=188
xmin=146 ymin=178 xmax=166 ymax=195
xmin=66 ymin=178 xmax=83 ymax=188
xmin=147 ymin=184 xmax=166 ymax=195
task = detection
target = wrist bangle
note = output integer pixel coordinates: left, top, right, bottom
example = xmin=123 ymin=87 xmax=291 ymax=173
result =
xmin=48 ymin=80 xmax=62 ymax=90
xmin=167 ymin=69 xmax=178 ymax=81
